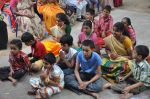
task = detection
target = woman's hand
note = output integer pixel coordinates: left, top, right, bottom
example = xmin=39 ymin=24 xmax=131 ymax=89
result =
xmin=109 ymin=53 xmax=119 ymax=60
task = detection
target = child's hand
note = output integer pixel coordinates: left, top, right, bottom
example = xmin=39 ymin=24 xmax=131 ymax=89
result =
xmin=59 ymin=51 xmax=65 ymax=60
xmin=9 ymin=70 xmax=14 ymax=76
xmin=79 ymin=82 xmax=89 ymax=90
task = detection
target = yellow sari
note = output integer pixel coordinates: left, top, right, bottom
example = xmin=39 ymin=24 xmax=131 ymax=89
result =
xmin=37 ymin=0 xmax=64 ymax=34
xmin=104 ymin=35 xmax=132 ymax=56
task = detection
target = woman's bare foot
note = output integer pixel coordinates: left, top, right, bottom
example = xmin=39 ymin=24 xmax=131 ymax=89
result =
xmin=103 ymin=83 xmax=112 ymax=90
xmin=91 ymin=92 xmax=99 ymax=99
xmin=120 ymin=93 xmax=133 ymax=99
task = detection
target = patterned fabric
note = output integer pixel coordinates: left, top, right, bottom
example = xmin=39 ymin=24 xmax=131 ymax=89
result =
xmin=102 ymin=57 xmax=132 ymax=81
xmin=29 ymin=65 xmax=64 ymax=98
xmin=10 ymin=0 xmax=18 ymax=8
xmin=1 ymin=2 xmax=16 ymax=29
xmin=97 ymin=13 xmax=113 ymax=37
xmin=16 ymin=0 xmax=44 ymax=39
xmin=9 ymin=51 xmax=30 ymax=71
xmin=128 ymin=26 xmax=136 ymax=43
xmin=31 ymin=40 xmax=47 ymax=59
xmin=132 ymin=60 xmax=150 ymax=87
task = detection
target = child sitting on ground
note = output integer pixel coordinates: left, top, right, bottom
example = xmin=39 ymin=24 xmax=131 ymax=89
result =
xmin=0 ymin=39 xmax=30 ymax=85
xmin=28 ymin=52 xmax=64 ymax=99
xmin=65 ymin=40 xmax=103 ymax=99
xmin=57 ymin=34 xmax=77 ymax=75
xmin=97 ymin=5 xmax=113 ymax=48
xmin=21 ymin=32 xmax=47 ymax=72
xmin=104 ymin=45 xmax=150 ymax=99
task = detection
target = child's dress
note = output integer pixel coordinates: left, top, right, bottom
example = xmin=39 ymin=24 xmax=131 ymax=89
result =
xmin=29 ymin=65 xmax=64 ymax=98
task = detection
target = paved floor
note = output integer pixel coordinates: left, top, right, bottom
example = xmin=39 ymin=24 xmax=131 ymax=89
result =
xmin=0 ymin=9 xmax=150 ymax=99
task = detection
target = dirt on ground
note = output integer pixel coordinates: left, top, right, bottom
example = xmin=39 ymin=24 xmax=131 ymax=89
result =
xmin=120 ymin=0 xmax=150 ymax=13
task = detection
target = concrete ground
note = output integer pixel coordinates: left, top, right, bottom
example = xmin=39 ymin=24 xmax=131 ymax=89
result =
xmin=0 ymin=8 xmax=150 ymax=99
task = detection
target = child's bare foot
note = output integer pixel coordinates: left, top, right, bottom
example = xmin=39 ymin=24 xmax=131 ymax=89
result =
xmin=103 ymin=83 xmax=112 ymax=90
xmin=12 ymin=79 xmax=17 ymax=86
xmin=120 ymin=93 xmax=133 ymax=99
xmin=91 ymin=92 xmax=99 ymax=99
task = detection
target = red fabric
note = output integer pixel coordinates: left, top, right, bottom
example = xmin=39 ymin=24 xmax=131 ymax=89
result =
xmin=97 ymin=13 xmax=113 ymax=37
xmin=0 ymin=0 xmax=5 ymax=10
xmin=2 ymin=6 xmax=16 ymax=29
xmin=113 ymin=0 xmax=122 ymax=7
xmin=9 ymin=51 xmax=30 ymax=71
xmin=31 ymin=40 xmax=47 ymax=59
xmin=97 ymin=31 xmax=112 ymax=49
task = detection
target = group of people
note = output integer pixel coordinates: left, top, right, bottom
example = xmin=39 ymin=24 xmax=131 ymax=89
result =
xmin=0 ymin=0 xmax=150 ymax=99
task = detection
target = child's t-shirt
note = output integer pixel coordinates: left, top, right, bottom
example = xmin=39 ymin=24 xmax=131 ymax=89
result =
xmin=9 ymin=51 xmax=30 ymax=71
xmin=132 ymin=59 xmax=150 ymax=87
xmin=76 ymin=51 xmax=102 ymax=74
xmin=50 ymin=65 xmax=64 ymax=87
xmin=60 ymin=48 xmax=77 ymax=61
xmin=31 ymin=40 xmax=47 ymax=59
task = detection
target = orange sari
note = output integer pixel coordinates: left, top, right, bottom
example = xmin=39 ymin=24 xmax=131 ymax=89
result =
xmin=37 ymin=0 xmax=64 ymax=34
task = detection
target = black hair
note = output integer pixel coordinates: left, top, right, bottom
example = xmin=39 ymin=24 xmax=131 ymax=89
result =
xmin=135 ymin=45 xmax=149 ymax=59
xmin=10 ymin=39 xmax=22 ymax=50
xmin=103 ymin=5 xmax=112 ymax=12
xmin=56 ymin=13 xmax=70 ymax=25
xmin=82 ymin=40 xmax=95 ymax=49
xmin=114 ymin=22 xmax=130 ymax=37
xmin=122 ymin=17 xmax=135 ymax=37
xmin=83 ymin=20 xmax=92 ymax=29
xmin=43 ymin=52 xmax=56 ymax=65
xmin=21 ymin=32 xmax=34 ymax=43
xmin=86 ymin=8 xmax=95 ymax=17
xmin=123 ymin=17 xmax=131 ymax=25
xmin=60 ymin=34 xmax=73 ymax=46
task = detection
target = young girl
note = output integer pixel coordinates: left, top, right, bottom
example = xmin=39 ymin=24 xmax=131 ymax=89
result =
xmin=78 ymin=20 xmax=101 ymax=54
xmin=50 ymin=13 xmax=71 ymax=42
xmin=97 ymin=5 xmax=113 ymax=49
xmin=0 ymin=39 xmax=30 ymax=85
xmin=28 ymin=53 xmax=64 ymax=99
xmin=122 ymin=17 xmax=136 ymax=46
xmin=78 ymin=20 xmax=97 ymax=47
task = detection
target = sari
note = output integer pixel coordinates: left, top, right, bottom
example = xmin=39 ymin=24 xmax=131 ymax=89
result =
xmin=37 ymin=0 xmax=64 ymax=34
xmin=102 ymin=57 xmax=132 ymax=83
xmin=102 ymin=35 xmax=133 ymax=83
xmin=104 ymin=34 xmax=132 ymax=56
xmin=16 ymin=0 xmax=44 ymax=39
